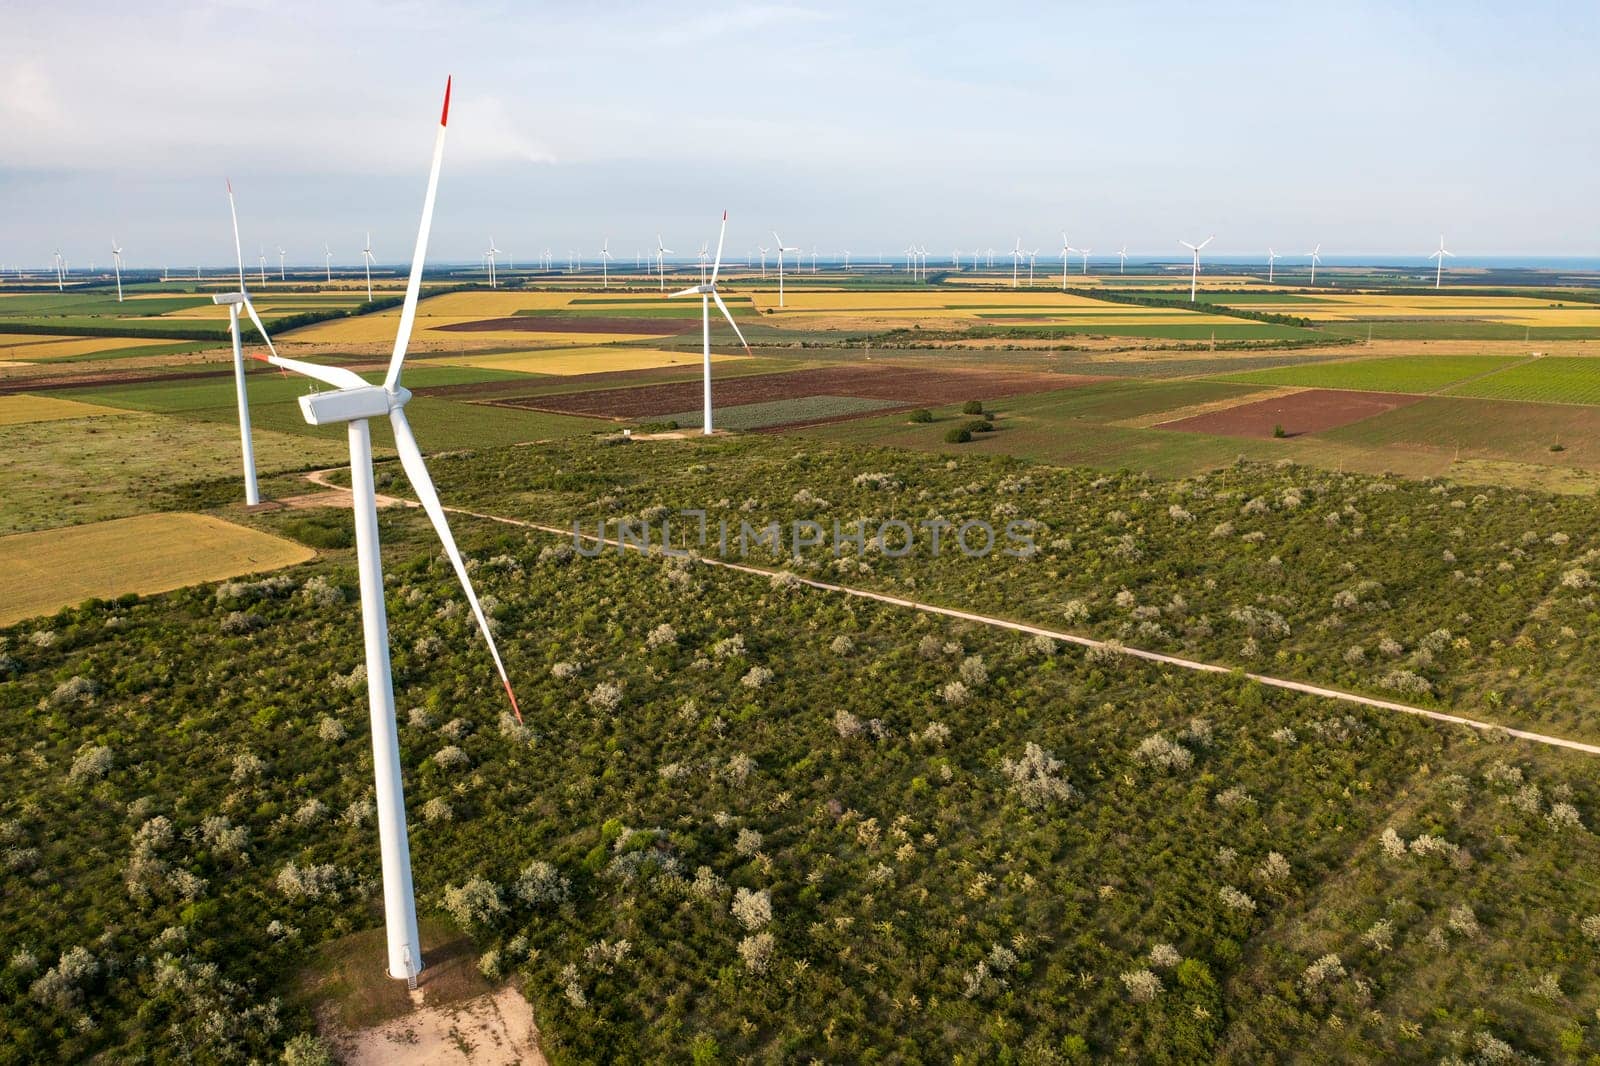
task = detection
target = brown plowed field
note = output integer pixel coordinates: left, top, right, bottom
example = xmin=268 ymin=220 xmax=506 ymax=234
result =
xmin=489 ymin=365 xmax=1099 ymax=422
xmin=436 ymin=315 xmax=694 ymax=335
xmin=1156 ymin=388 xmax=1424 ymax=439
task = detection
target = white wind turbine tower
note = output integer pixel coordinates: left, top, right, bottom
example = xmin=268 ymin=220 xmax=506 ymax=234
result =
xmin=1079 ymin=246 xmax=1092 ymax=275
xmin=277 ymin=246 xmax=287 ymax=281
xmin=1027 ymin=246 xmax=1039 ymax=286
xmin=811 ymin=246 xmax=819 ymax=274
xmin=757 ymin=246 xmax=769 ymax=278
xmin=1307 ymin=243 xmax=1322 ymax=286
xmin=362 ymin=233 xmax=376 ymax=300
xmin=1267 ymin=248 xmax=1279 ymax=283
xmin=668 ymin=211 xmax=753 ymax=436
xmin=1011 ymin=238 xmax=1025 ymax=288
xmin=219 ymin=179 xmax=277 ymax=506
xmin=1118 ymin=245 xmax=1128 ymax=274
xmin=485 ymin=238 xmax=500 ymax=288
xmin=655 ymin=235 xmax=673 ymax=292
xmin=111 ymin=238 xmax=125 ymax=302
xmin=53 ymin=250 xmax=64 ymax=291
xmin=257 ymin=247 xmax=268 ymax=287
xmin=1060 ymin=233 xmax=1072 ymax=290
xmin=323 ymin=243 xmax=334 ymax=284
xmin=1429 ymin=235 xmax=1453 ymax=289
xmin=258 ymin=78 xmax=522 ymax=984
xmin=1179 ymin=235 xmax=1214 ymax=302
xmin=772 ymin=232 xmax=800 ymax=307
xmin=697 ymin=241 xmax=710 ymax=284
xmin=600 ymin=238 xmax=612 ymax=289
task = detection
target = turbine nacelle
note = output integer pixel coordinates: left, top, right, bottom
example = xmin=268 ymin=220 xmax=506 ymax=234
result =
xmin=297 ymin=383 xmax=412 ymax=426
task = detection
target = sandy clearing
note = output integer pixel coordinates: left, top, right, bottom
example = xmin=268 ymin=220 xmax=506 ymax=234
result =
xmin=337 ymin=985 xmax=545 ymax=1066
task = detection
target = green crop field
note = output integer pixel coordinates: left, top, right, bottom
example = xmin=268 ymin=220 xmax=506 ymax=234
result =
xmin=1216 ymin=354 xmax=1524 ymax=394
xmin=1443 ymin=356 xmax=1600 ymax=405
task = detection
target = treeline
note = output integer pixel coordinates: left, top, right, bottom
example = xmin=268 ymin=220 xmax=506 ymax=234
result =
xmin=1060 ymin=286 xmax=1317 ymax=327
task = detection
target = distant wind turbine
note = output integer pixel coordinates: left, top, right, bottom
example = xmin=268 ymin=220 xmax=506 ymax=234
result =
xmin=53 ymin=249 xmax=64 ymax=291
xmin=1118 ymin=245 xmax=1128 ymax=274
xmin=1267 ymin=248 xmax=1279 ymax=283
xmin=1011 ymin=238 xmax=1025 ymax=288
xmin=655 ymin=235 xmax=673 ymax=291
xmin=362 ymin=233 xmax=375 ymax=300
xmin=600 ymin=237 xmax=612 ymax=289
xmin=772 ymin=231 xmax=800 ymax=307
xmin=111 ymin=238 xmax=125 ymax=302
xmin=1428 ymin=235 xmax=1453 ymax=289
xmin=1079 ymin=246 xmax=1092 ymax=275
xmin=1307 ymin=243 xmax=1322 ymax=286
xmin=1060 ymin=233 xmax=1072 ymax=291
xmin=323 ymin=243 xmax=333 ymax=284
xmin=277 ymin=246 xmax=287 ymax=281
xmin=257 ymin=246 xmax=268 ymax=287
xmin=668 ymin=211 xmax=753 ymax=435
xmin=220 ymin=180 xmax=276 ymax=506
xmin=1179 ymin=235 xmax=1214 ymax=302
xmin=485 ymin=237 xmax=500 ymax=288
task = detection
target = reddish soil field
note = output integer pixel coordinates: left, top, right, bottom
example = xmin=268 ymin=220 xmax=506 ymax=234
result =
xmin=435 ymin=315 xmax=694 ymax=335
xmin=490 ymin=365 xmax=1097 ymax=423
xmin=1156 ymin=388 xmax=1424 ymax=439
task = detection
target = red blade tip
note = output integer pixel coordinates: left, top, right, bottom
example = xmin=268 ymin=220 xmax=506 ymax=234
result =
xmin=441 ymin=76 xmax=452 ymax=126
xmin=503 ymin=679 xmax=522 ymax=723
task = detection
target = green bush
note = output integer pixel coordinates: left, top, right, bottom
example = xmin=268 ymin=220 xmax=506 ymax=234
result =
xmin=907 ymin=409 xmax=934 ymax=424
xmin=961 ymin=400 xmax=985 ymax=415
xmin=964 ymin=419 xmax=995 ymax=434
xmin=944 ymin=426 xmax=973 ymax=444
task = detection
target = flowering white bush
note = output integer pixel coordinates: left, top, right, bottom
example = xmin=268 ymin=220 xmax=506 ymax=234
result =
xmin=421 ymin=797 xmax=453 ymax=824
xmin=1120 ymin=968 xmax=1162 ymax=1003
xmin=740 ymin=666 xmax=774 ymax=689
xmin=738 ymin=932 xmax=776 ymax=974
xmin=442 ymin=877 xmax=505 ymax=931
xmin=588 ymin=681 xmax=624 ymax=713
xmin=1000 ymin=743 xmax=1074 ymax=809
xmin=731 ymin=887 xmax=772 ymax=931
xmin=646 ymin=623 xmax=678 ymax=649
xmin=516 ymin=860 xmax=570 ymax=906
xmin=1134 ymin=734 xmax=1193 ymax=772
xmin=68 ymin=745 xmax=113 ymax=783
xmin=1219 ymin=885 xmax=1257 ymax=912
xmin=1300 ymin=953 xmax=1345 ymax=993
xmin=316 ymin=716 xmax=346 ymax=743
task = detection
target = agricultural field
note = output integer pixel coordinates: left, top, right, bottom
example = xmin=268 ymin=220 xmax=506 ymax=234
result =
xmin=0 ymin=395 xmax=128 ymax=426
xmin=0 ymin=512 xmax=312 ymax=624
xmin=1443 ymin=356 xmax=1600 ymax=406
xmin=438 ymin=346 xmax=746 ymax=377
xmin=1216 ymin=354 xmax=1527 ymax=394
xmin=6 ymin=435 xmax=1600 ymax=1062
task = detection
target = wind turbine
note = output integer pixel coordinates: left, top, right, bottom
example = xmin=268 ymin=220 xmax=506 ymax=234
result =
xmin=256 ymin=78 xmax=520 ymax=985
xmin=1118 ymin=245 xmax=1128 ymax=274
xmin=1027 ymin=246 xmax=1039 ymax=286
xmin=277 ymin=246 xmax=287 ymax=281
xmin=323 ymin=243 xmax=334 ymax=284
xmin=1060 ymin=233 xmax=1072 ymax=290
xmin=843 ymin=249 xmax=851 ymax=271
xmin=811 ymin=246 xmax=819 ymax=274
xmin=668 ymin=211 xmax=753 ymax=436
xmin=1179 ymin=235 xmax=1214 ymax=302
xmin=655 ymin=235 xmax=673 ymax=292
xmin=1429 ymin=235 xmax=1453 ymax=289
xmin=53 ymin=250 xmax=64 ymax=291
xmin=362 ymin=233 xmax=376 ymax=301
xmin=757 ymin=246 xmax=769 ymax=278
xmin=485 ymin=237 xmax=500 ymax=288
xmin=1307 ymin=243 xmax=1321 ymax=286
xmin=257 ymin=246 xmax=268 ymax=287
xmin=772 ymin=232 xmax=800 ymax=307
xmin=111 ymin=238 xmax=124 ymax=302
xmin=1267 ymin=248 xmax=1279 ymax=283
xmin=697 ymin=241 xmax=710 ymax=285
xmin=219 ymin=180 xmax=276 ymax=507
xmin=600 ymin=238 xmax=612 ymax=289
xmin=1079 ymin=246 xmax=1092 ymax=275
xmin=1011 ymin=238 xmax=1025 ymax=288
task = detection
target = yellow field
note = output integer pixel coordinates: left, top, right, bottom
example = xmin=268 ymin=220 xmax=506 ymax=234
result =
xmin=0 ymin=512 xmax=315 ymax=625
xmin=436 ymin=347 xmax=746 ymax=376
xmin=0 ymin=334 xmax=174 ymax=359
xmin=1219 ymin=293 xmax=1600 ymax=324
xmin=0 ymin=395 xmax=130 ymax=426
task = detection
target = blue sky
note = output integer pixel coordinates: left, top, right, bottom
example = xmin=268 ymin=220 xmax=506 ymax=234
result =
xmin=3 ymin=1 xmax=1597 ymax=267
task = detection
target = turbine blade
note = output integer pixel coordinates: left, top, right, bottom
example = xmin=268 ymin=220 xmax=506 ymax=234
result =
xmin=385 ymin=75 xmax=451 ymax=392
xmin=668 ymin=285 xmax=701 ymax=298
xmin=226 ymin=180 xmax=247 ymax=291
xmin=711 ymin=288 xmax=750 ymax=353
xmin=710 ymin=210 xmax=728 ymax=284
xmin=240 ymin=297 xmax=280 ymax=360
xmin=390 ymin=407 xmax=522 ymax=721
xmin=259 ymin=353 xmax=367 ymax=390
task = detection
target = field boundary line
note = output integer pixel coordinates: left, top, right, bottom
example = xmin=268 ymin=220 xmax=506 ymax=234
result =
xmin=301 ymin=469 xmax=1600 ymax=758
